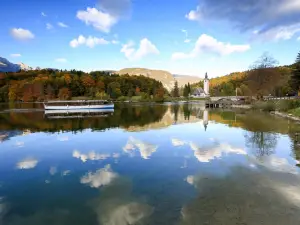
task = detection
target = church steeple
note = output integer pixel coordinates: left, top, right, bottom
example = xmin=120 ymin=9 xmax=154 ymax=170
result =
xmin=205 ymin=72 xmax=208 ymax=79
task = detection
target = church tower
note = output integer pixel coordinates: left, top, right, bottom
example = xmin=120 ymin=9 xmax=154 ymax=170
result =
xmin=204 ymin=72 xmax=210 ymax=96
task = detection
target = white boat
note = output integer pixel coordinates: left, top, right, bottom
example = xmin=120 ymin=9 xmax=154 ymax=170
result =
xmin=43 ymin=100 xmax=114 ymax=110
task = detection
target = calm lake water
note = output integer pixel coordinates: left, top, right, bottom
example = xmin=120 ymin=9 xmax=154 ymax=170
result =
xmin=1 ymin=103 xmax=300 ymax=225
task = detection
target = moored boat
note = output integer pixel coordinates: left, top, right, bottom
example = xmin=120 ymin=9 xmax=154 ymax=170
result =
xmin=43 ymin=100 xmax=114 ymax=110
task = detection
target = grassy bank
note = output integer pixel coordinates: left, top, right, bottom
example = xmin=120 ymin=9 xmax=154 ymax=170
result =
xmin=252 ymin=99 xmax=300 ymax=118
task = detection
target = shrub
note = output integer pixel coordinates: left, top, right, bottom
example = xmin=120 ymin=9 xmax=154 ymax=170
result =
xmin=275 ymin=99 xmax=300 ymax=112
xmin=252 ymin=101 xmax=275 ymax=111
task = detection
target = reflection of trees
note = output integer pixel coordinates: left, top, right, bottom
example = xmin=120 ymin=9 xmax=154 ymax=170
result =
xmin=171 ymin=104 xmax=180 ymax=122
xmin=183 ymin=104 xmax=191 ymax=120
xmin=0 ymin=104 xmax=168 ymax=133
xmin=244 ymin=131 xmax=278 ymax=157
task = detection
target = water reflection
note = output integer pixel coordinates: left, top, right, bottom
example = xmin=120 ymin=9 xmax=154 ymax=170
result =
xmin=182 ymin=167 xmax=300 ymax=225
xmin=1 ymin=103 xmax=300 ymax=224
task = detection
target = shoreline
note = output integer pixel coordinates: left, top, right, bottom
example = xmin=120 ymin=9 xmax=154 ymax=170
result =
xmin=270 ymin=111 xmax=300 ymax=122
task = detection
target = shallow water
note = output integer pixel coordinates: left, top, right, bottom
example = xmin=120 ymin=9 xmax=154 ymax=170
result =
xmin=1 ymin=103 xmax=300 ymax=225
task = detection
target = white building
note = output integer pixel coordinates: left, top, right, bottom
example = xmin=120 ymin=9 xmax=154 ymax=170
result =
xmin=204 ymin=72 xmax=210 ymax=96
xmin=191 ymin=72 xmax=210 ymax=98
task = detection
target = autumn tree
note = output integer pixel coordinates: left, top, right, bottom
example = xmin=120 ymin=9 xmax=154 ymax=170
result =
xmin=246 ymin=52 xmax=281 ymax=99
xmin=58 ymin=87 xmax=71 ymax=100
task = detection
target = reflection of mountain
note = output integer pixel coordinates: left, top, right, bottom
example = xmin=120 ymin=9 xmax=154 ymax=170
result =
xmin=182 ymin=167 xmax=300 ymax=225
xmin=123 ymin=137 xmax=158 ymax=159
xmin=0 ymin=130 xmax=22 ymax=142
xmin=0 ymin=104 xmax=203 ymax=134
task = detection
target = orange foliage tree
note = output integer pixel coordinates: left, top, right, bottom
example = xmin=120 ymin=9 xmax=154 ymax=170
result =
xmin=58 ymin=87 xmax=71 ymax=100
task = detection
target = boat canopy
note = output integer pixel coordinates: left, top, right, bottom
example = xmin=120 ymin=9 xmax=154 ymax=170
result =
xmin=44 ymin=100 xmax=109 ymax=103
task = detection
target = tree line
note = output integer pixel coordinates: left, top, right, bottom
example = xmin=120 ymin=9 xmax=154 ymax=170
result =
xmin=0 ymin=70 xmax=166 ymax=102
xmin=193 ymin=52 xmax=300 ymax=98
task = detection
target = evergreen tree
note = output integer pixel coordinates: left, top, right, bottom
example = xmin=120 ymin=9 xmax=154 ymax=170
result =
xmin=172 ymin=81 xmax=180 ymax=97
xmin=291 ymin=51 xmax=300 ymax=94
xmin=296 ymin=51 xmax=300 ymax=64
xmin=187 ymin=82 xmax=191 ymax=95
xmin=183 ymin=84 xmax=189 ymax=98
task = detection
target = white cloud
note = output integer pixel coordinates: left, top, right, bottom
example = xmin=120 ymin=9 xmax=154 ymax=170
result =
xmin=171 ymin=138 xmax=186 ymax=147
xmin=57 ymin=22 xmax=68 ymax=28
xmin=70 ymin=35 xmax=109 ymax=48
xmin=186 ymin=0 xmax=300 ymax=41
xmin=46 ymin=23 xmax=53 ymax=30
xmin=298 ymin=36 xmax=300 ymax=41
xmin=172 ymin=34 xmax=250 ymax=60
xmin=77 ymin=7 xmax=117 ymax=33
xmin=10 ymin=53 xmax=21 ymax=57
xmin=184 ymin=39 xmax=191 ymax=43
xmin=189 ymin=142 xmax=246 ymax=163
xmin=15 ymin=141 xmax=24 ymax=147
xmin=16 ymin=158 xmax=38 ymax=169
xmin=80 ymin=164 xmax=118 ymax=188
xmin=41 ymin=12 xmax=47 ymax=17
xmin=10 ymin=28 xmax=34 ymax=40
xmin=73 ymin=150 xmax=110 ymax=162
xmin=123 ymin=137 xmax=157 ymax=159
xmin=186 ymin=6 xmax=201 ymax=21
xmin=112 ymin=40 xmax=119 ymax=44
xmin=121 ymin=38 xmax=160 ymax=60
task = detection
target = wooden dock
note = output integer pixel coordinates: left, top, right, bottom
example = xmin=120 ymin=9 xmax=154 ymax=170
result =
xmin=205 ymin=99 xmax=233 ymax=108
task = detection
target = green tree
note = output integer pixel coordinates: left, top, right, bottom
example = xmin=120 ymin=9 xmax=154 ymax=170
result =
xmin=183 ymin=84 xmax=189 ymax=98
xmin=172 ymin=81 xmax=179 ymax=97
xmin=291 ymin=51 xmax=300 ymax=95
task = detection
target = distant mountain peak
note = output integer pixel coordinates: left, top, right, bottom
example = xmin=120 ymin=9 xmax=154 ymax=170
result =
xmin=0 ymin=57 xmax=21 ymax=72
xmin=117 ymin=68 xmax=202 ymax=91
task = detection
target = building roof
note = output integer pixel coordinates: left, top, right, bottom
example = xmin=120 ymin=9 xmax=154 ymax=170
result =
xmin=193 ymin=87 xmax=204 ymax=95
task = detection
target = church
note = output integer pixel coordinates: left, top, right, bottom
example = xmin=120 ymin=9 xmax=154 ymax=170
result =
xmin=191 ymin=73 xmax=210 ymax=98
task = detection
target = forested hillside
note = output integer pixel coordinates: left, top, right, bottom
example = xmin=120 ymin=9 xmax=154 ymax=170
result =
xmin=0 ymin=70 xmax=166 ymax=102
xmin=194 ymin=52 xmax=300 ymax=98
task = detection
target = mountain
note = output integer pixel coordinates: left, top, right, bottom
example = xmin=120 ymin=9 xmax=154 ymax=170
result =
xmin=173 ymin=74 xmax=202 ymax=87
xmin=18 ymin=63 xmax=33 ymax=71
xmin=116 ymin=68 xmax=201 ymax=91
xmin=0 ymin=57 xmax=20 ymax=72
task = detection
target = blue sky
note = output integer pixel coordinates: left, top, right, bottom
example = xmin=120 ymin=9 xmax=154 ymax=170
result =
xmin=1 ymin=0 xmax=300 ymax=77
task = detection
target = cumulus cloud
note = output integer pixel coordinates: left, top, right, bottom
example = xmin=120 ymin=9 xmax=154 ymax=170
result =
xmin=10 ymin=28 xmax=34 ymax=40
xmin=10 ymin=53 xmax=21 ymax=57
xmin=252 ymin=155 xmax=298 ymax=174
xmin=77 ymin=7 xmax=118 ymax=33
xmin=57 ymin=22 xmax=68 ymax=28
xmin=70 ymin=35 xmax=109 ymax=48
xmin=41 ymin=12 xmax=47 ymax=17
xmin=123 ymin=137 xmax=157 ymax=159
xmin=80 ymin=164 xmax=118 ymax=188
xmin=46 ymin=23 xmax=53 ymax=30
xmin=172 ymin=34 xmax=250 ymax=60
xmin=73 ymin=150 xmax=110 ymax=162
xmin=16 ymin=158 xmax=38 ymax=169
xmin=186 ymin=0 xmax=300 ymax=40
xmin=189 ymin=142 xmax=246 ymax=162
xmin=55 ymin=58 xmax=67 ymax=63
xmin=121 ymin=38 xmax=160 ymax=60
xmin=171 ymin=138 xmax=186 ymax=147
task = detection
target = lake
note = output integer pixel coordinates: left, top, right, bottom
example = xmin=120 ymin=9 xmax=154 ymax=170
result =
xmin=1 ymin=103 xmax=300 ymax=225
